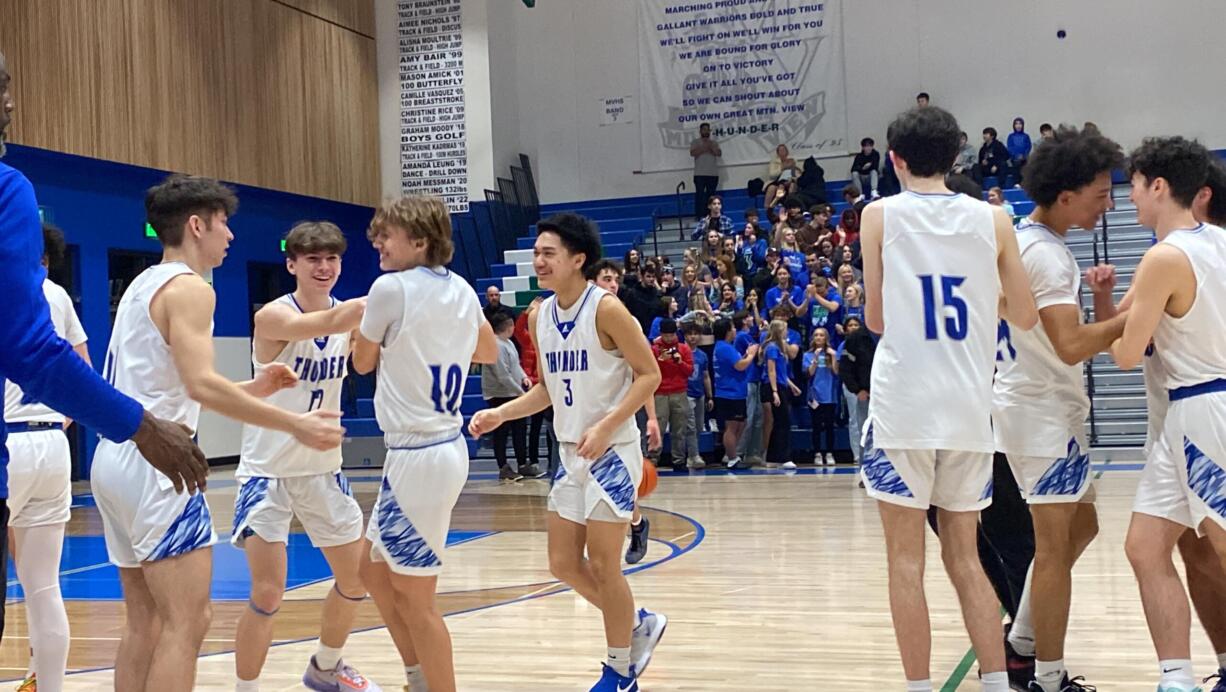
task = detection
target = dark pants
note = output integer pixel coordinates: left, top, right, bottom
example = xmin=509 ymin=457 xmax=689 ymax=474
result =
xmin=694 ymin=175 xmax=719 ymax=216
xmin=528 ymin=409 xmax=548 ymax=466
xmin=487 ymin=397 xmax=527 ymax=470
xmin=809 ymin=403 xmax=837 ymax=455
xmin=766 ymin=387 xmax=792 ymax=463
xmin=925 ymin=452 xmax=1034 ymax=619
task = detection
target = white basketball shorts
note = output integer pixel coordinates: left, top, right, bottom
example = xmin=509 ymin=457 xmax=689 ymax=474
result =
xmin=231 ymin=471 xmax=363 ymax=549
xmin=548 ymin=439 xmax=643 ymax=525
xmin=1135 ymin=391 xmax=1226 ymax=534
xmin=5 ymin=427 xmax=72 ymax=527
xmin=860 ymin=424 xmax=993 ymax=512
xmin=1006 ymin=430 xmax=1096 ymax=505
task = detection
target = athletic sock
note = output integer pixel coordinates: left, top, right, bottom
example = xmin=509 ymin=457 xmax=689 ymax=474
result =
xmin=1035 ymin=659 xmax=1065 ymax=691
xmin=1218 ymin=652 xmax=1226 ymax=671
xmin=235 ymin=678 xmax=259 ymax=691
xmin=905 ymin=680 xmax=933 ymax=692
xmin=630 ymin=517 xmax=642 ymax=528
xmin=315 ymin=644 xmax=343 ymax=672
xmin=405 ymin=665 xmax=429 ymax=691
xmin=1009 ymin=565 xmax=1036 ymax=657
xmin=980 ymin=671 xmax=1009 ymax=692
xmin=1158 ymin=659 xmax=1195 ymax=687
xmin=607 ymin=646 xmax=632 ymax=677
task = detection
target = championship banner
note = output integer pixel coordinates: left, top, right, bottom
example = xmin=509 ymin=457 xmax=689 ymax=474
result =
xmin=638 ymin=0 xmax=848 ymax=172
xmin=397 ymin=0 xmax=468 ymax=213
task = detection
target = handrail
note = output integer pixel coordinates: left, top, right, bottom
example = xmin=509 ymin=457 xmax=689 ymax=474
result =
xmin=1084 ymin=305 xmax=1099 ymax=446
xmin=675 ymin=181 xmax=687 ymax=241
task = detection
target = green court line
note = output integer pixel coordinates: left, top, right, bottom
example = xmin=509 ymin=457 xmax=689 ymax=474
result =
xmin=939 ymin=458 xmax=1112 ymax=691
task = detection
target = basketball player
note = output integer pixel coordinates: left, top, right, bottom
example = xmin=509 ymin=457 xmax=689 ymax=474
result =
xmin=1110 ymin=137 xmax=1226 ymax=692
xmin=991 ymin=126 xmax=1126 ymax=692
xmin=586 ymin=259 xmax=661 ymax=566
xmin=92 ymin=175 xmax=346 ymax=692
xmin=469 ymin=213 xmax=668 ymax=691
xmin=352 ymin=196 xmax=497 ymax=692
xmin=4 ymin=224 xmax=85 ymax=692
xmin=859 ymin=106 xmax=1038 ymax=692
xmin=232 ymin=221 xmax=375 ymax=692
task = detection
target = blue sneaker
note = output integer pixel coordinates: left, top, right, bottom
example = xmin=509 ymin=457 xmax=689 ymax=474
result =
xmin=590 ymin=663 xmax=637 ymax=691
xmin=630 ymin=608 xmax=667 ymax=675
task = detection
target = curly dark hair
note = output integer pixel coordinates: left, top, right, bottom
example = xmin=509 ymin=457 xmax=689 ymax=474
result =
xmin=1205 ymin=160 xmax=1226 ymax=226
xmin=537 ymin=212 xmax=603 ymax=273
xmin=1128 ymin=136 xmax=1212 ymax=208
xmin=887 ymin=107 xmax=961 ymax=178
xmin=42 ymin=223 xmax=66 ymax=269
xmin=1021 ymin=126 xmax=1124 ymax=207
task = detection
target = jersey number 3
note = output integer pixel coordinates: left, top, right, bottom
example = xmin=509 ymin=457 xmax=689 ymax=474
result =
xmin=919 ymin=274 xmax=968 ymax=341
xmin=430 ymin=364 xmax=464 ymax=415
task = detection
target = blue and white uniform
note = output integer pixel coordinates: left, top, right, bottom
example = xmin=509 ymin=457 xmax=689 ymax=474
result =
xmin=537 ymin=284 xmax=643 ymax=524
xmin=862 ymin=191 xmax=1001 ymax=511
xmin=360 ymin=266 xmax=484 ymax=575
xmin=232 ymin=294 xmax=362 ymax=549
xmin=3 ymin=280 xmax=84 ymax=527
xmin=992 ymin=220 xmax=1093 ymax=503
xmin=92 ymin=263 xmax=217 ymax=567
xmin=1137 ymin=224 xmax=1226 ymax=533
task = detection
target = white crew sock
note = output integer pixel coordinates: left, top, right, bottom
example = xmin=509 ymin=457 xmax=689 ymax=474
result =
xmin=406 ymin=664 xmax=429 ymax=691
xmin=1035 ymin=659 xmax=1065 ymax=691
xmin=980 ymin=671 xmax=1010 ymax=692
xmin=235 ymin=679 xmax=259 ymax=691
xmin=1008 ymin=563 xmax=1036 ymax=657
xmin=607 ymin=646 xmax=632 ymax=677
xmin=1218 ymin=652 xmax=1226 ymax=671
xmin=906 ymin=680 xmax=933 ymax=692
xmin=315 ymin=643 xmax=343 ymax=672
xmin=1158 ymin=659 xmax=1195 ymax=687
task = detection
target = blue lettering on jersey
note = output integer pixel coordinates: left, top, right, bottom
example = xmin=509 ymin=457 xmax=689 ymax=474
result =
xmin=544 ymin=349 xmax=589 ymax=374
xmin=292 ymin=355 xmax=348 ymax=384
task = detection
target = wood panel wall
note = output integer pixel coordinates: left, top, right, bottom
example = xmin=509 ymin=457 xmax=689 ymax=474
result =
xmin=274 ymin=0 xmax=375 ymax=37
xmin=0 ymin=0 xmax=379 ymax=206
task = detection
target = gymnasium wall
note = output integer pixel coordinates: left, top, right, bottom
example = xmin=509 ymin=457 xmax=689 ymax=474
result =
xmin=459 ymin=0 xmax=1226 ymax=205
xmin=0 ymin=0 xmax=380 ymax=206
xmin=4 ymin=144 xmax=379 ymax=467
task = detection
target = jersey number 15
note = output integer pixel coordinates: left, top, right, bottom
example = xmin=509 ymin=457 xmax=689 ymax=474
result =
xmin=919 ymin=274 xmax=968 ymax=341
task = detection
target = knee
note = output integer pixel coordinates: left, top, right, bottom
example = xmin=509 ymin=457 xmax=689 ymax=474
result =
xmin=1125 ymin=531 xmax=1167 ymax=573
xmin=587 ymin=552 xmax=623 ymax=586
xmin=548 ymin=552 xmax=582 ymax=584
xmin=887 ymin=553 xmax=925 ymax=586
xmin=939 ymin=546 xmax=981 ymax=583
xmin=249 ymin=579 xmax=285 ymax=615
xmin=333 ymin=567 xmax=367 ymax=600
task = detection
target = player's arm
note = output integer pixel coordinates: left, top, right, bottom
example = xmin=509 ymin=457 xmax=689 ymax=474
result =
xmin=1111 ymin=245 xmax=1189 ymax=370
xmin=860 ymin=203 xmax=885 ymax=334
xmin=473 ymin=319 xmax=498 ymax=365
xmin=994 ymin=208 xmax=1039 ymax=330
xmin=159 ymin=276 xmax=342 ymax=449
xmin=254 ymin=298 xmax=365 ymax=345
xmin=1042 ymin=304 xmax=1127 ymax=366
xmin=576 ymin=295 xmax=662 ymax=458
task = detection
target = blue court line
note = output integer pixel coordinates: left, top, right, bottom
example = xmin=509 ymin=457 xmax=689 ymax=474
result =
xmin=55 ymin=505 xmax=708 ymax=683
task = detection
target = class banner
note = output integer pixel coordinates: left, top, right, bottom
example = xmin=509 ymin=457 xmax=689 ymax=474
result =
xmin=638 ymin=0 xmax=848 ymax=172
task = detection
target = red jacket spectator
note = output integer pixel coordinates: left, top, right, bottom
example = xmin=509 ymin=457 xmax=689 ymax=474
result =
xmin=652 ymin=335 xmax=694 ymax=395
xmin=514 ymin=309 xmax=539 ymax=385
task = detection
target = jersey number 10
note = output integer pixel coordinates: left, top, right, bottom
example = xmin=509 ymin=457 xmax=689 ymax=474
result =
xmin=430 ymin=364 xmax=464 ymax=415
xmin=919 ymin=274 xmax=968 ymax=341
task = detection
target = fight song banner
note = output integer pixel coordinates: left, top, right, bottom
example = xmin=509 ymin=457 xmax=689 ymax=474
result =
xmin=397 ymin=0 xmax=468 ymax=213
xmin=638 ymin=0 xmax=848 ymax=172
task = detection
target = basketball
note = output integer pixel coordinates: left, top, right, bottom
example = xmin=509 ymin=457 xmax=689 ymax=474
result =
xmin=639 ymin=459 xmax=658 ymax=498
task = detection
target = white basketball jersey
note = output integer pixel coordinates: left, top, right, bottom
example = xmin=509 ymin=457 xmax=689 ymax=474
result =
xmin=868 ymin=191 xmax=1000 ymax=452
xmin=238 ymin=294 xmax=350 ymax=478
xmin=1152 ymin=224 xmax=1226 ymax=390
xmin=101 ymin=262 xmax=203 ymax=430
xmin=992 ymin=220 xmax=1089 ymax=456
xmin=374 ymin=267 xmax=483 ymax=440
xmin=536 ymin=284 xmax=639 ymax=446
xmin=1143 ymin=345 xmax=1168 ymax=457
xmin=5 ymin=279 xmax=88 ymax=424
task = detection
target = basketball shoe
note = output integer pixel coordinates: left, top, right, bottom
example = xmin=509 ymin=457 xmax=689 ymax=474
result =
xmin=631 ymin=608 xmax=667 ymax=674
xmin=15 ymin=673 xmax=34 ymax=692
xmin=625 ymin=517 xmax=650 ymax=565
xmin=1205 ymin=671 xmax=1226 ymax=692
xmin=302 ymin=656 xmax=381 ymax=691
xmin=590 ymin=663 xmax=637 ymax=692
xmin=1029 ymin=676 xmax=1096 ymax=691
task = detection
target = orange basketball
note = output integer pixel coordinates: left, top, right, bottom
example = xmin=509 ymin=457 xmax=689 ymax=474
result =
xmin=638 ymin=460 xmax=658 ymax=498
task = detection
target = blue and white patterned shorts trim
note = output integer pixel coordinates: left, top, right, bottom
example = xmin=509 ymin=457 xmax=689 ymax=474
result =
xmin=548 ymin=439 xmax=643 ymax=525
xmin=860 ymin=425 xmax=993 ymax=512
xmin=1008 ymin=433 xmax=1096 ymax=505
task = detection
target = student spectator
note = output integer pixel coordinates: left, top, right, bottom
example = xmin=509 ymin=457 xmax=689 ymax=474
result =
xmin=623 ymin=248 xmax=642 ymax=278
xmin=513 ymin=295 xmax=550 ymax=473
xmin=743 ymin=288 xmax=766 ymax=331
xmin=816 ymin=237 xmax=837 ymax=266
xmin=750 ymin=247 xmax=781 ymax=296
xmin=762 ymin=319 xmax=803 ymax=469
xmin=916 ymin=92 xmax=930 ymax=108
xmin=713 ymin=258 xmax=744 ymax=301
xmin=776 ymin=227 xmax=808 ymax=289
xmin=838 ymin=315 xmax=874 ymax=465
xmin=839 ymin=284 xmax=865 ymax=337
xmin=733 ymin=310 xmax=765 ymax=464
xmin=698 ymin=228 xmax=724 ymax=278
xmin=682 ymin=247 xmax=714 ymax=285
xmin=765 ymin=143 xmax=802 ymax=205
xmin=714 ymin=281 xmax=744 ymax=319
xmin=692 ymin=195 xmax=734 ymax=240
xmin=1034 ymin=122 xmax=1055 ymax=151
xmin=771 ymin=197 xmax=807 ymax=245
xmin=851 ymin=137 xmax=881 ymax=198
xmin=681 ymin=289 xmax=717 ymax=349
xmin=806 ymin=269 xmax=843 ymax=345
xmin=1006 ymin=117 xmax=1032 ymax=186
xmin=839 ymin=246 xmax=862 ymax=279
xmin=674 ymin=263 xmax=701 ymax=314
xmin=744 ymin=207 xmax=772 ymax=236
xmin=842 ymin=183 xmax=867 ymax=213
xmin=712 ymin=317 xmax=757 ymax=468
xmin=835 ymin=262 xmax=859 ymax=297
xmin=481 ymin=312 xmax=533 ymax=481
xmin=987 ymin=186 xmax=1016 ymax=217
xmin=945 ymin=172 xmax=984 ymax=199
xmin=797 ymin=205 xmax=831 ymax=251
xmin=795 ymin=156 xmax=828 ymax=207
xmin=681 ymin=324 xmax=712 ymax=470
xmin=649 ymin=318 xmax=693 ymax=469
xmin=805 ymin=328 xmax=840 ymax=465
xmin=647 ymin=296 xmax=681 ymax=341
xmin=483 ymin=285 xmax=515 ymax=323
xmin=879 ymin=151 xmax=902 ymax=197
xmin=720 ymin=237 xmax=748 ymax=278
xmin=834 ymin=208 xmax=860 ymax=248
xmin=658 ymin=265 xmax=678 ymax=297
xmin=978 ymin=126 xmax=1010 ymax=184
xmin=952 ymin=131 xmax=977 ymax=176
xmin=621 ymin=263 xmax=665 ymax=334
xmin=738 ymin=224 xmax=768 ymax=276
xmin=764 ymin=264 xmax=805 ymax=315
xmin=691 ymin=121 xmax=722 ymax=214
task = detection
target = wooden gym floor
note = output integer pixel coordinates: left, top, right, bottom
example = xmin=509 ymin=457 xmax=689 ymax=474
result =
xmin=0 ymin=454 xmax=1217 ymax=691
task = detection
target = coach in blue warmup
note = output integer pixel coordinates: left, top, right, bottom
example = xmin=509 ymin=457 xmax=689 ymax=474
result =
xmin=0 ymin=50 xmax=207 ymax=641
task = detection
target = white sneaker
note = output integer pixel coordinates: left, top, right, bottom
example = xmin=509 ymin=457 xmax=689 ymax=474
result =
xmin=813 ymin=453 xmax=823 ymax=465
xmin=631 ymin=608 xmax=668 ymax=676
xmin=824 ymin=454 xmax=834 ymax=466
xmin=781 ymin=461 xmax=797 ymax=470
